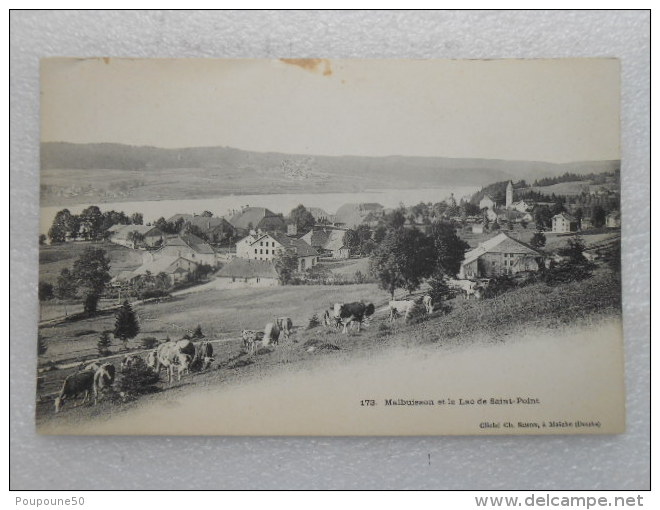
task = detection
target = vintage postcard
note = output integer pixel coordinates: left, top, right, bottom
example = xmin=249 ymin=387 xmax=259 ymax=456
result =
xmin=36 ymin=58 xmax=623 ymax=435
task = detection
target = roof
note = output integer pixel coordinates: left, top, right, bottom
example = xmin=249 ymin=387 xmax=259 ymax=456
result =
xmin=162 ymin=233 xmax=215 ymax=254
xmin=228 ymin=207 xmax=284 ymax=231
xmin=186 ymin=216 xmax=233 ymax=232
xmin=166 ymin=213 xmax=194 ymax=223
xmin=268 ymin=232 xmax=318 ymax=257
xmin=307 ymin=207 xmax=333 ymax=221
xmin=109 ymin=224 xmax=162 ymax=239
xmin=461 ymin=232 xmax=543 ymax=267
xmin=302 ymin=229 xmax=330 ymax=248
xmin=334 ymin=203 xmax=384 ymax=225
xmin=216 ymin=258 xmax=279 ymax=279
xmin=553 ymin=212 xmax=577 ymax=222
xmin=133 ymin=256 xmax=197 ymax=276
xmin=322 ymin=229 xmax=347 ymax=251
xmin=480 ymin=194 xmax=495 ymax=203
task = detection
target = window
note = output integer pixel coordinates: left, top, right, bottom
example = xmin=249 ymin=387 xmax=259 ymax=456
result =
xmin=260 ymin=242 xmax=263 ymax=246
xmin=260 ymin=249 xmax=263 ymax=254
xmin=266 ymin=249 xmax=269 ymax=254
xmin=254 ymin=249 xmax=257 ymax=254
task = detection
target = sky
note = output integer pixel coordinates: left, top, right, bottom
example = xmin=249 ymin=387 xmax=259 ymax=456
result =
xmin=40 ymin=58 xmax=620 ymax=163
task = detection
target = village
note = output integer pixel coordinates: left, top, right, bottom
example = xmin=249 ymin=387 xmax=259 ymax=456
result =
xmin=36 ymin=170 xmax=622 ymax=426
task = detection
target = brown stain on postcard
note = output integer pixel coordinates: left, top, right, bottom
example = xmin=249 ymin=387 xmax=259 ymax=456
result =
xmin=281 ymin=58 xmax=332 ymax=76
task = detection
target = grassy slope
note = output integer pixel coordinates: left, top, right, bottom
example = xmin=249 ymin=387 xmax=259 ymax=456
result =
xmin=39 ymin=241 xmax=144 ymax=285
xmin=36 ymin=265 xmax=621 ymax=427
xmin=38 ymin=283 xmax=392 ymax=365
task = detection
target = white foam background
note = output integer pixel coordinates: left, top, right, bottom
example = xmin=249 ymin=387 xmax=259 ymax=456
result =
xmin=10 ymin=10 xmax=649 ymax=489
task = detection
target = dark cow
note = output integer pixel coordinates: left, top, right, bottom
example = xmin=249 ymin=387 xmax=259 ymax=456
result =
xmin=191 ymin=340 xmax=214 ymax=371
xmin=275 ymin=317 xmax=293 ymax=340
xmin=333 ymin=302 xmax=376 ymax=334
xmin=263 ymin=322 xmax=281 ymax=346
xmin=54 ymin=370 xmax=96 ymax=413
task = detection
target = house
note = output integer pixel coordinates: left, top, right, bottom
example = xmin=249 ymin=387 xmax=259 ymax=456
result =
xmin=307 ymin=207 xmax=335 ymax=224
xmin=606 ymin=210 xmax=621 ymax=228
xmin=552 ymin=213 xmax=579 ymax=233
xmin=185 ymin=216 xmax=236 ymax=244
xmin=235 ymin=231 xmax=319 ymax=271
xmin=510 ymin=200 xmax=532 ymax=213
xmin=131 ymin=256 xmax=199 ymax=285
xmin=215 ymin=258 xmax=280 ymax=288
xmin=459 ymin=232 xmax=544 ymax=279
xmin=153 ymin=233 xmax=217 ymax=266
xmin=228 ymin=207 xmax=286 ymax=235
xmin=166 ymin=213 xmax=194 ymax=223
xmin=479 ymin=194 xmax=496 ymax=211
xmin=301 ymin=228 xmax=350 ymax=259
xmin=334 ymin=203 xmax=384 ymax=229
xmin=107 ymin=225 xmax=164 ymax=249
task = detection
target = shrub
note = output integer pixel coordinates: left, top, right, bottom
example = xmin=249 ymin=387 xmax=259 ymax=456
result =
xmin=117 ymin=364 xmax=160 ymax=396
xmin=139 ymin=289 xmax=171 ymax=300
xmin=97 ymin=331 xmax=112 ymax=356
xmin=191 ymin=325 xmax=204 ymax=339
xmin=141 ymin=336 xmax=159 ymax=349
xmin=406 ymin=302 xmax=428 ymax=324
xmin=377 ymin=323 xmax=391 ymax=336
xmin=307 ymin=313 xmax=321 ymax=330
xmin=354 ymin=270 xmax=366 ymax=284
xmin=542 ymin=263 xmax=594 ymax=286
xmin=482 ymin=276 xmax=518 ymax=298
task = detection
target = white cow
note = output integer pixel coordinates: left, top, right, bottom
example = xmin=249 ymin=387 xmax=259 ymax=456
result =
xmin=150 ymin=341 xmax=193 ymax=383
xmin=422 ymin=295 xmax=434 ymax=314
xmin=93 ymin=363 xmax=116 ymax=404
xmin=388 ymin=300 xmax=415 ymax=322
xmin=448 ymin=279 xmax=482 ymax=300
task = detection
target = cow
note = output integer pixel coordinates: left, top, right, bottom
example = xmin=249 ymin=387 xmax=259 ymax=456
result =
xmin=241 ymin=330 xmax=262 ymax=356
xmin=93 ymin=363 xmax=116 ymax=404
xmin=120 ymin=355 xmax=143 ymax=372
xmin=151 ymin=341 xmax=194 ymax=383
xmin=191 ymin=340 xmax=214 ymax=371
xmin=448 ymin=279 xmax=482 ymax=300
xmin=388 ymin=300 xmax=415 ymax=322
xmin=54 ymin=370 xmax=95 ymax=413
xmin=79 ymin=361 xmax=101 ymax=373
xmin=263 ymin=322 xmax=281 ymax=346
xmin=422 ymin=295 xmax=434 ymax=314
xmin=333 ymin=302 xmax=376 ymax=334
xmin=146 ymin=349 xmax=159 ymax=371
xmin=276 ymin=317 xmax=293 ymax=340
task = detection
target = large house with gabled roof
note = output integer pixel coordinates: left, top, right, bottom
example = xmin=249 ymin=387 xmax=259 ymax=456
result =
xmin=235 ymin=231 xmax=319 ymax=271
xmin=152 ymin=233 xmax=217 ymax=266
xmin=459 ymin=232 xmax=545 ymax=279
xmin=228 ymin=207 xmax=286 ymax=235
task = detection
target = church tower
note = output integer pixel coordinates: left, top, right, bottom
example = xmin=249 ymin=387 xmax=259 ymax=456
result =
xmin=505 ymin=180 xmax=514 ymax=209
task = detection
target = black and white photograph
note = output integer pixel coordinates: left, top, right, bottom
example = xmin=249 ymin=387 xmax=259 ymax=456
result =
xmin=35 ymin=57 xmax=624 ymax=435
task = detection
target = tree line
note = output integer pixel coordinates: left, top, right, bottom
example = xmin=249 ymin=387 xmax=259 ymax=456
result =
xmin=48 ymin=206 xmax=143 ymax=243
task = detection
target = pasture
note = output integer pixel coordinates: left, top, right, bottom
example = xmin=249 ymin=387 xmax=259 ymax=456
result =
xmin=39 ymin=240 xmax=144 ymax=285
xmin=38 ymin=283 xmax=393 ymax=366
xmin=36 ymin=265 xmax=622 ymax=429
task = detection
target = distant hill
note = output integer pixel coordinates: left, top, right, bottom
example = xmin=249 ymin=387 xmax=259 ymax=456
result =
xmin=41 ymin=142 xmax=620 ymax=185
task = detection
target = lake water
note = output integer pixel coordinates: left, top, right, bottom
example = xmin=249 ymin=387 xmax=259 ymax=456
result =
xmin=40 ymin=186 xmax=478 ymax=234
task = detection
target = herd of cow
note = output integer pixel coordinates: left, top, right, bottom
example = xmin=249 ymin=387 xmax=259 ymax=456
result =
xmin=52 ymin=339 xmax=215 ymax=413
xmin=50 ymin=283 xmax=487 ymax=414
